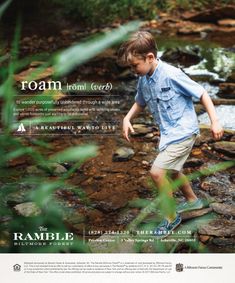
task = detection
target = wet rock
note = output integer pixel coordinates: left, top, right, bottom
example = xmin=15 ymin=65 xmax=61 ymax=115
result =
xmin=29 ymin=61 xmax=45 ymax=67
xmin=230 ymin=136 xmax=235 ymax=142
xmin=6 ymin=191 xmax=28 ymax=207
xmin=181 ymin=208 xmax=212 ymax=221
xmin=211 ymin=98 xmax=235 ymax=105
xmin=213 ymin=141 xmax=235 ymax=157
xmin=137 ymin=176 xmax=153 ymax=191
xmin=194 ymin=104 xmax=205 ymax=115
xmin=47 ymin=36 xmax=54 ymax=43
xmin=93 ymin=175 xmax=106 ymax=180
xmin=112 ymin=147 xmax=134 ymax=162
xmin=218 ymin=19 xmax=235 ymax=27
xmin=212 ymin=237 xmax=235 ymax=247
xmin=227 ymin=71 xmax=235 ymax=82
xmin=132 ymin=124 xmax=153 ymax=136
xmin=141 ymin=160 xmax=150 ymax=167
xmin=8 ymin=156 xmax=29 ymax=167
xmin=61 ymin=29 xmax=72 ymax=36
xmin=151 ymin=135 xmax=159 ymax=142
xmin=194 ymin=125 xmax=214 ymax=146
xmin=178 ymin=25 xmax=215 ymax=35
xmin=197 ymin=190 xmax=217 ymax=204
xmin=49 ymin=163 xmax=67 ymax=175
xmin=14 ymin=67 xmax=54 ymax=82
xmin=200 ymin=172 xmax=234 ymax=202
xmin=138 ymin=151 xmax=148 ymax=156
xmin=13 ymin=202 xmax=41 ymax=217
xmin=142 ymin=143 xmax=154 ymax=153
xmin=115 ymin=208 xmax=139 ymax=225
xmin=144 ymin=133 xmax=155 ymax=140
xmin=64 ymin=213 xmax=86 ymax=225
xmin=0 ymin=231 xmax=10 ymax=248
xmin=210 ymin=203 xmax=235 ymax=217
xmin=86 ymin=208 xmax=104 ymax=222
xmin=91 ymin=190 xmax=129 ymax=212
xmin=184 ymin=158 xmax=204 ymax=168
xmin=191 ymin=148 xmax=203 ymax=156
xmin=182 ymin=6 xmax=235 ymax=23
xmin=198 ymin=219 xmax=235 ymax=237
xmin=0 ymin=216 xmax=12 ymax=223
xmin=161 ymin=47 xmax=201 ymax=67
xmin=93 ymin=200 xmax=124 ymax=213
xmin=26 ymin=163 xmax=67 ymax=176
xmin=199 ymin=235 xmax=210 ymax=243
xmin=217 ymin=83 xmax=235 ymax=99
xmin=26 ymin=165 xmax=44 ymax=175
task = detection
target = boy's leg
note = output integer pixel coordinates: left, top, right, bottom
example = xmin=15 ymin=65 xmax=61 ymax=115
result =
xmin=171 ymin=171 xmax=198 ymax=202
xmin=170 ymin=171 xmax=203 ymax=212
xmin=150 ymin=166 xmax=177 ymax=222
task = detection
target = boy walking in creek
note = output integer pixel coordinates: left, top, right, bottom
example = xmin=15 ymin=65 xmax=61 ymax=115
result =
xmin=118 ymin=31 xmax=224 ymax=237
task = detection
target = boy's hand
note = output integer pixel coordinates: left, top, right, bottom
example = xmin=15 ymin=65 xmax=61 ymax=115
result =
xmin=211 ymin=121 xmax=224 ymax=140
xmin=123 ymin=117 xmax=135 ymax=142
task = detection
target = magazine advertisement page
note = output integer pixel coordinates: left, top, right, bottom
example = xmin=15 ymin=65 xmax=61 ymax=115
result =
xmin=0 ymin=0 xmax=234 ymax=282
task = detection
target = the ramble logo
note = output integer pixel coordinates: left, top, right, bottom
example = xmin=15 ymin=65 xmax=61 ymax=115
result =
xmin=17 ymin=123 xmax=26 ymax=133
xmin=176 ymin=263 xmax=184 ymax=272
xmin=13 ymin=264 xmax=21 ymax=272
xmin=13 ymin=226 xmax=74 ymax=247
xmin=13 ymin=231 xmax=74 ymax=241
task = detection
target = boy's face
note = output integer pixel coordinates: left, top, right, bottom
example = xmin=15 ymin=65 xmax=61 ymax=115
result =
xmin=128 ymin=53 xmax=156 ymax=76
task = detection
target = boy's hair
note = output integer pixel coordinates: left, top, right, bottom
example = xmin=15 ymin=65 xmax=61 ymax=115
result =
xmin=117 ymin=31 xmax=157 ymax=66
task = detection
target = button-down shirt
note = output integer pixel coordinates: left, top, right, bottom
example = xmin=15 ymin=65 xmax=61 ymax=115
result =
xmin=135 ymin=59 xmax=205 ymax=151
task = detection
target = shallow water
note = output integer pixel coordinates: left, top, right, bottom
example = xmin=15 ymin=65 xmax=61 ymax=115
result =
xmin=156 ymin=35 xmax=235 ymax=80
xmin=198 ymin=105 xmax=235 ymax=130
xmin=155 ymin=35 xmax=235 ymax=130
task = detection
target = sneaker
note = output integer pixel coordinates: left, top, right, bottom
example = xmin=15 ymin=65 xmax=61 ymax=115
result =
xmin=153 ymin=213 xmax=182 ymax=238
xmin=176 ymin=199 xmax=203 ymax=213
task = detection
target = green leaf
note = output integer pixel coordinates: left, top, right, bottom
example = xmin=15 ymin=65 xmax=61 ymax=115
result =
xmin=129 ymin=198 xmax=152 ymax=208
xmin=29 ymin=181 xmax=64 ymax=206
xmin=50 ymin=144 xmax=97 ymax=163
xmin=54 ymin=21 xmax=140 ymax=76
xmin=4 ymin=147 xmax=34 ymax=161
xmin=0 ymin=0 xmax=12 ymax=19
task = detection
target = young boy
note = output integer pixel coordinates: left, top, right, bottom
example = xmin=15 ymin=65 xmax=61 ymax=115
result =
xmin=118 ymin=31 xmax=224 ymax=237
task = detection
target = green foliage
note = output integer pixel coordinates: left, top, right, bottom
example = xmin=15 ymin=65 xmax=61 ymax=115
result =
xmin=128 ymin=161 xmax=235 ymax=253
xmin=3 ymin=0 xmax=235 ymax=29
xmin=0 ymin=0 xmax=139 ymax=252
xmin=52 ymin=0 xmax=157 ymax=26
xmin=54 ymin=21 xmax=140 ymax=75
xmin=0 ymin=0 xmax=11 ymax=19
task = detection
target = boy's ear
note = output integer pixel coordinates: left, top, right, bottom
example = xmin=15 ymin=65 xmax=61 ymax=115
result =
xmin=146 ymin=52 xmax=155 ymax=61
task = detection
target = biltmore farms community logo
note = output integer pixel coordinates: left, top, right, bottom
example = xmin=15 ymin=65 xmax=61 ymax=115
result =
xmin=176 ymin=263 xmax=184 ymax=272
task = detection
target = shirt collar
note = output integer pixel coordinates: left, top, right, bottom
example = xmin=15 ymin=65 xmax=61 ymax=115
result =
xmin=146 ymin=58 xmax=162 ymax=83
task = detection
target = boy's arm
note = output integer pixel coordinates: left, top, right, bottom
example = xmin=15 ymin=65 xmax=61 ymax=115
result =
xmin=200 ymin=91 xmax=224 ymax=140
xmin=123 ymin=102 xmax=144 ymax=142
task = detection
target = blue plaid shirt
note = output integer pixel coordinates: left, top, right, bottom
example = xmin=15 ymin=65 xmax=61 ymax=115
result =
xmin=135 ymin=59 xmax=205 ymax=151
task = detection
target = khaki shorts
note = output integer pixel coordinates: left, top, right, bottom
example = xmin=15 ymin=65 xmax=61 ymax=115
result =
xmin=152 ymin=134 xmax=197 ymax=172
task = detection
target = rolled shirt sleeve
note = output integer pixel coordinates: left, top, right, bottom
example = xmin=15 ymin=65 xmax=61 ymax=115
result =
xmin=170 ymin=70 xmax=205 ymax=101
xmin=135 ymin=78 xmax=146 ymax=107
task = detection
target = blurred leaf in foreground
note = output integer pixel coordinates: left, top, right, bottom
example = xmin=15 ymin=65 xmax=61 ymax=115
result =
xmin=0 ymin=0 xmax=12 ymax=19
xmin=54 ymin=21 xmax=140 ymax=76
